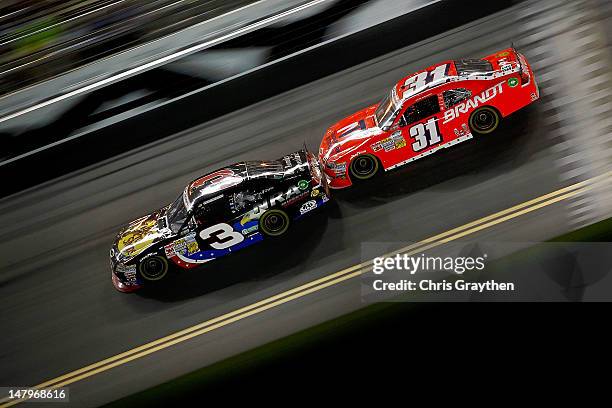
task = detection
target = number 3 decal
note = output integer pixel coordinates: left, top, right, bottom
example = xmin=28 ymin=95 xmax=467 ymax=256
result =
xmin=199 ymin=223 xmax=244 ymax=249
xmin=409 ymin=118 xmax=442 ymax=152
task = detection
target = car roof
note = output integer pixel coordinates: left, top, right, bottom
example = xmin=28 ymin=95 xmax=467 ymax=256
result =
xmin=394 ymin=58 xmax=497 ymax=102
xmin=184 ymin=160 xmax=285 ymax=208
xmin=394 ymin=61 xmax=457 ymax=102
xmin=185 ymin=163 xmax=246 ymax=207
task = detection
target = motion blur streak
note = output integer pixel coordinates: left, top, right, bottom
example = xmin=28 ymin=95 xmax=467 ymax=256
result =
xmin=523 ymin=0 xmax=612 ymax=227
xmin=0 ymin=1 xmax=259 ymax=93
xmin=0 ymin=0 xmax=328 ymax=125
xmin=2 ymin=171 xmax=610 ymax=407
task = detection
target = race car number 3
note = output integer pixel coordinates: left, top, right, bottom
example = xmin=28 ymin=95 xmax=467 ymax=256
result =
xmin=199 ymin=223 xmax=244 ymax=249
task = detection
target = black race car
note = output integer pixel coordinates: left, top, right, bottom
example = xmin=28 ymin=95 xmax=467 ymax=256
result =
xmin=109 ymin=149 xmax=329 ymax=292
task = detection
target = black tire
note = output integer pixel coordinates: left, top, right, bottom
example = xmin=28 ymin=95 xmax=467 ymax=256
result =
xmin=259 ymin=208 xmax=290 ymax=237
xmin=139 ymin=255 xmax=169 ymax=281
xmin=469 ymin=106 xmax=501 ymax=135
xmin=349 ymin=154 xmax=380 ymax=181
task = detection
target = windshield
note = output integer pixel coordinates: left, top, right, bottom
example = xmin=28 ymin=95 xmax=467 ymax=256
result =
xmin=374 ymin=90 xmax=400 ymax=127
xmin=167 ymin=194 xmax=189 ymax=234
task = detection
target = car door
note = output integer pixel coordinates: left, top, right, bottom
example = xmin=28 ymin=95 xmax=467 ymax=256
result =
xmin=440 ymin=87 xmax=473 ymax=137
xmin=193 ymin=193 xmax=246 ymax=252
xmin=396 ymin=93 xmax=451 ymax=163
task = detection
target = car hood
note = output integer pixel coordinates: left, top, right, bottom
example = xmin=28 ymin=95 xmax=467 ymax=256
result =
xmin=114 ymin=207 xmax=169 ymax=261
xmin=320 ymin=104 xmax=383 ymax=161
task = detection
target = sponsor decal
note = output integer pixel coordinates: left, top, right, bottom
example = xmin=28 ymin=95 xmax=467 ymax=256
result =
xmin=497 ymin=51 xmax=510 ymax=57
xmin=297 ymin=180 xmax=309 ymax=190
xmin=508 ymin=77 xmax=519 ymax=88
xmin=531 ymin=92 xmax=538 ymax=101
xmin=165 ymin=233 xmax=200 ymax=258
xmin=241 ymin=184 xmax=307 ymax=224
xmin=124 ymin=271 xmax=138 ymax=283
xmin=116 ymin=263 xmax=136 ymax=274
xmin=116 ymin=217 xmax=159 ymax=258
xmin=282 ymin=152 xmax=303 ymax=167
xmin=442 ymin=82 xmax=504 ymax=124
xmin=115 ymin=263 xmax=138 ymax=283
xmin=320 ymin=193 xmax=329 ymax=203
xmin=230 ymin=190 xmax=269 ymax=213
xmin=242 ymin=225 xmax=258 ymax=235
xmin=284 ymin=191 xmax=308 ymax=207
xmin=326 ymin=162 xmax=347 ymax=176
xmin=499 ymin=57 xmax=513 ymax=72
xmin=237 ymin=219 xmax=259 ymax=235
xmin=371 ymin=131 xmax=406 ymax=152
xmin=300 ymin=200 xmax=317 ymax=215
xmin=453 ymin=123 xmax=470 ymax=137
xmin=311 ymin=189 xmax=320 ymax=197
xmin=140 ymin=252 xmax=158 ymax=260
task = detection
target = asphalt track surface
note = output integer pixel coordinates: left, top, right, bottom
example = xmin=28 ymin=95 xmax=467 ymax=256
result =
xmin=1 ymin=1 xmax=611 ymax=406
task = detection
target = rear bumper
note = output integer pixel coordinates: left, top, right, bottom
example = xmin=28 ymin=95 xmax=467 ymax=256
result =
xmin=515 ymin=52 xmax=540 ymax=110
xmin=521 ymin=53 xmax=539 ymax=99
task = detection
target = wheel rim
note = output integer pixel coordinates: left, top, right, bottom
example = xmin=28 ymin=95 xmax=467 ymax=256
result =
xmin=261 ymin=210 xmax=289 ymax=236
xmin=140 ymin=257 xmax=167 ymax=280
xmin=470 ymin=108 xmax=498 ymax=133
xmin=351 ymin=155 xmax=378 ymax=179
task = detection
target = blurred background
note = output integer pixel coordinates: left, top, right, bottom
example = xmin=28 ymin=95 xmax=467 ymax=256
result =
xmin=0 ymin=0 xmax=255 ymax=94
xmin=0 ymin=0 xmax=515 ymax=190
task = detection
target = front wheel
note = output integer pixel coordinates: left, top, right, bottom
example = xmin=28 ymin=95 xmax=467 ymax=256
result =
xmin=469 ymin=106 xmax=501 ymax=135
xmin=139 ymin=255 xmax=169 ymax=281
xmin=349 ymin=154 xmax=380 ymax=181
xmin=259 ymin=208 xmax=291 ymax=237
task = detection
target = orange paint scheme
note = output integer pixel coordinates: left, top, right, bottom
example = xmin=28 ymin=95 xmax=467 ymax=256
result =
xmin=318 ymin=47 xmax=539 ymax=188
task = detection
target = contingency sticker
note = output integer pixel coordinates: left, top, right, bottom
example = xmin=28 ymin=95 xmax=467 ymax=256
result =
xmin=372 ymin=131 xmax=406 ymax=152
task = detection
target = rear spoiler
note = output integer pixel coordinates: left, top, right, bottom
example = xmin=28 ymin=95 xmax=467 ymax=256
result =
xmin=279 ymin=146 xmax=316 ymax=177
xmin=511 ymin=42 xmax=531 ymax=85
xmin=511 ymin=42 xmax=524 ymax=76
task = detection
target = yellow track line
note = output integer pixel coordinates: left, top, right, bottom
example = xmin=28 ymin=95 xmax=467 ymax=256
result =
xmin=2 ymin=172 xmax=610 ymax=407
xmin=31 ymin=172 xmax=612 ymax=389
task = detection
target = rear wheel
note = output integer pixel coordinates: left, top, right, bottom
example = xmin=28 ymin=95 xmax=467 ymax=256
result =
xmin=139 ymin=255 xmax=169 ymax=281
xmin=259 ymin=209 xmax=291 ymax=237
xmin=349 ymin=154 xmax=380 ymax=181
xmin=469 ymin=106 xmax=501 ymax=135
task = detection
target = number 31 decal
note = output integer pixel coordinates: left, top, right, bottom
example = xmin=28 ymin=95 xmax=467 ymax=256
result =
xmin=403 ymin=64 xmax=448 ymax=94
xmin=199 ymin=223 xmax=244 ymax=249
xmin=409 ymin=118 xmax=442 ymax=152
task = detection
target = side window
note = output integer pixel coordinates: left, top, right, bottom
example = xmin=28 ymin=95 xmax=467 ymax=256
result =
xmin=402 ymin=95 xmax=440 ymax=126
xmin=194 ymin=195 xmax=225 ymax=225
xmin=229 ymin=190 xmax=258 ymax=214
xmin=443 ymin=88 xmax=472 ymax=109
xmin=228 ymin=183 xmax=273 ymax=215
